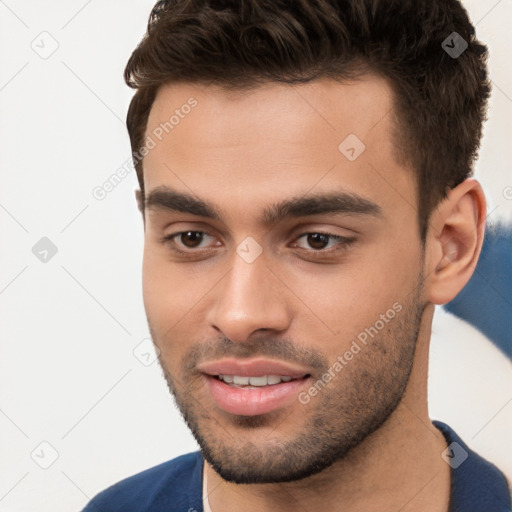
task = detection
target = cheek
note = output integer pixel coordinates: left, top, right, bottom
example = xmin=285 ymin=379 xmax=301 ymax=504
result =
xmin=142 ymin=246 xmax=197 ymax=314
xmin=142 ymin=251 xmax=190 ymax=344
xmin=141 ymin=249 xmax=218 ymax=358
xmin=287 ymin=245 xmax=419 ymax=352
xmin=142 ymin=251 xmax=167 ymax=319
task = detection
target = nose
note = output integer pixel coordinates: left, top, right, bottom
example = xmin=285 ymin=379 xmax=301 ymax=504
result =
xmin=207 ymin=251 xmax=291 ymax=343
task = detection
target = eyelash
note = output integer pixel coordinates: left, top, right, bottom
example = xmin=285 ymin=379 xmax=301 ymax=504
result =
xmin=159 ymin=230 xmax=355 ymax=258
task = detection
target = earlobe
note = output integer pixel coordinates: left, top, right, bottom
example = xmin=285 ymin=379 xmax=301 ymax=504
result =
xmin=425 ymin=179 xmax=486 ymax=305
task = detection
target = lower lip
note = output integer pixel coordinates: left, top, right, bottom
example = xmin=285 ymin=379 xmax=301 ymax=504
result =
xmin=204 ymin=375 xmax=309 ymax=416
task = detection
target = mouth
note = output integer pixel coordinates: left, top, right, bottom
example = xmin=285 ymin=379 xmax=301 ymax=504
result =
xmin=213 ymin=374 xmax=308 ymax=387
xmin=198 ymin=358 xmax=312 ymax=416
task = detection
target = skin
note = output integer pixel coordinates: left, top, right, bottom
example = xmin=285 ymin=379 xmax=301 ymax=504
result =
xmin=137 ymin=75 xmax=486 ymax=512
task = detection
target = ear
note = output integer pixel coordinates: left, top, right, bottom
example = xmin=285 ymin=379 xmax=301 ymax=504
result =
xmin=424 ymin=179 xmax=486 ymax=305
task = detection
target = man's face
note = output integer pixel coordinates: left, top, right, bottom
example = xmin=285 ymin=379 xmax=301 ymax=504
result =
xmin=141 ymin=76 xmax=426 ymax=483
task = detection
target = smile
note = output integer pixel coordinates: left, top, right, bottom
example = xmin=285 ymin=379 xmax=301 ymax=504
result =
xmin=215 ymin=374 xmax=298 ymax=387
xmin=204 ymin=373 xmax=311 ymax=416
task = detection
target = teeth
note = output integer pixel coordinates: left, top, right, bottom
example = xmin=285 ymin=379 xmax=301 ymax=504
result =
xmin=248 ymin=375 xmax=267 ymax=386
xmin=267 ymin=375 xmax=281 ymax=385
xmin=218 ymin=375 xmax=296 ymax=386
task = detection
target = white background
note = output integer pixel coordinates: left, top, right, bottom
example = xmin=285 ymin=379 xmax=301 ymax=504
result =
xmin=0 ymin=1 xmax=511 ymax=511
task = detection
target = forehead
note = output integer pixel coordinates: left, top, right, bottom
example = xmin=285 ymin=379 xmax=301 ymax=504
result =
xmin=146 ymin=75 xmax=396 ymax=148
xmin=142 ymin=76 xmax=414 ymax=225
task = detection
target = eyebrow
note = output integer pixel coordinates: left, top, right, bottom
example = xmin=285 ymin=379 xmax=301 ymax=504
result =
xmin=144 ymin=185 xmax=383 ymax=225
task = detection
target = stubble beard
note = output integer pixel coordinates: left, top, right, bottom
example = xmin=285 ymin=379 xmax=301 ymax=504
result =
xmin=153 ymin=286 xmax=425 ymax=484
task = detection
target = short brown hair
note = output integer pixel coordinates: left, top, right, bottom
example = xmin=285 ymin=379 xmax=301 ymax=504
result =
xmin=124 ymin=0 xmax=490 ymax=241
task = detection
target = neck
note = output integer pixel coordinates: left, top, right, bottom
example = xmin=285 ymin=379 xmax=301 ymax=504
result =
xmin=204 ymin=304 xmax=451 ymax=512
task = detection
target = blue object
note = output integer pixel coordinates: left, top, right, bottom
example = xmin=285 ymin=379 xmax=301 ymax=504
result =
xmin=81 ymin=421 xmax=511 ymax=512
xmin=444 ymin=220 xmax=512 ymax=359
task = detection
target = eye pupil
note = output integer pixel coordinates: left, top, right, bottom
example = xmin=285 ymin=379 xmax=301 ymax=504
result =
xmin=307 ymin=233 xmax=329 ymax=250
xmin=181 ymin=231 xmax=203 ymax=248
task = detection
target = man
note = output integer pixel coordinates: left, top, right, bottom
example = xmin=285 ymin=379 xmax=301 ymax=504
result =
xmin=83 ymin=0 xmax=511 ymax=510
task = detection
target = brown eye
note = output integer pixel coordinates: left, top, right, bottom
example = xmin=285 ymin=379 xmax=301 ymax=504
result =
xmin=179 ymin=231 xmax=205 ymax=248
xmin=160 ymin=230 xmax=215 ymax=253
xmin=294 ymin=232 xmax=353 ymax=252
xmin=306 ymin=233 xmax=330 ymax=250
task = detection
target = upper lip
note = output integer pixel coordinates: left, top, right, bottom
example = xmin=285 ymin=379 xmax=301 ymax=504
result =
xmin=197 ymin=358 xmax=311 ymax=379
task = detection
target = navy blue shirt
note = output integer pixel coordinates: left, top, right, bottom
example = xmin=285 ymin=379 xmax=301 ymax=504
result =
xmin=82 ymin=421 xmax=511 ymax=512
